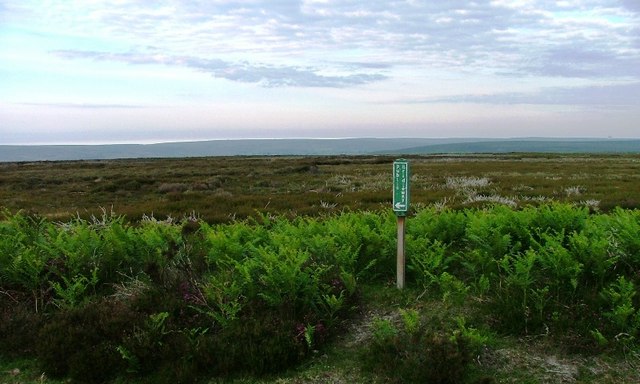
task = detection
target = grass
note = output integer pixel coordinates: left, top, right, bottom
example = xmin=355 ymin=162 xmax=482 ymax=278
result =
xmin=0 ymin=358 xmax=53 ymax=383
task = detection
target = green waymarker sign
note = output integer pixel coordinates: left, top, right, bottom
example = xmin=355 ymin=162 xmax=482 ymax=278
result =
xmin=393 ymin=159 xmax=410 ymax=216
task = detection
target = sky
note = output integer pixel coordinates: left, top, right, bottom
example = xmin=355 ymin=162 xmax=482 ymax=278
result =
xmin=1 ymin=0 xmax=639 ymax=145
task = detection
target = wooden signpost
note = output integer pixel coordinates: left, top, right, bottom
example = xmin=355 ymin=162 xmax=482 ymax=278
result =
xmin=393 ymin=159 xmax=410 ymax=289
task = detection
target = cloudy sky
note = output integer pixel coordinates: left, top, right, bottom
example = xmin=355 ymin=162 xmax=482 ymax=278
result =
xmin=1 ymin=0 xmax=639 ymax=144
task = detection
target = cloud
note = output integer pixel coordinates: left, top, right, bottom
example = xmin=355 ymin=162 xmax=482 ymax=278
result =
xmin=35 ymin=1 xmax=640 ymax=81
xmin=427 ymin=82 xmax=640 ymax=107
xmin=16 ymin=102 xmax=148 ymax=109
xmin=522 ymin=46 xmax=640 ymax=78
xmin=620 ymin=0 xmax=640 ymax=13
xmin=205 ymin=64 xmax=387 ymax=87
xmin=51 ymin=49 xmax=388 ymax=88
xmin=11 ymin=1 xmax=640 ymax=100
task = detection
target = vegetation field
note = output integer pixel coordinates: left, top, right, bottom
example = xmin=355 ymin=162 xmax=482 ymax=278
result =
xmin=1 ymin=154 xmax=639 ymax=222
xmin=2 ymin=154 xmax=640 ymax=384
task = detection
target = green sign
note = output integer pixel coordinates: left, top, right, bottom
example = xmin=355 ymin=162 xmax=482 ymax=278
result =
xmin=393 ymin=159 xmax=410 ymax=215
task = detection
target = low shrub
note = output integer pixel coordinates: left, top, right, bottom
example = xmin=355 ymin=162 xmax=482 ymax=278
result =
xmin=196 ymin=306 xmax=308 ymax=376
xmin=36 ymin=298 xmax=139 ymax=382
xmin=0 ymin=300 xmax=42 ymax=358
xmin=363 ymin=309 xmax=477 ymax=384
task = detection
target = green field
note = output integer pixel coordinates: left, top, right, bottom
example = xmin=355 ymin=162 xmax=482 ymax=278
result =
xmin=2 ymin=154 xmax=640 ymax=384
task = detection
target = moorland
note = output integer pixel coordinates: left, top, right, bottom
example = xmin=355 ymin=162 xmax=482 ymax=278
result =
xmin=2 ymin=154 xmax=640 ymax=384
xmin=1 ymin=154 xmax=639 ymax=222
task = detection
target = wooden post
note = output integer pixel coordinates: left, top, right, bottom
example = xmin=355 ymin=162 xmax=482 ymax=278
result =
xmin=393 ymin=159 xmax=409 ymax=290
xmin=397 ymin=215 xmax=406 ymax=289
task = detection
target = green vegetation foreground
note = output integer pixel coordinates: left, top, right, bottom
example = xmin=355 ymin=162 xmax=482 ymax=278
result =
xmin=2 ymin=204 xmax=640 ymax=383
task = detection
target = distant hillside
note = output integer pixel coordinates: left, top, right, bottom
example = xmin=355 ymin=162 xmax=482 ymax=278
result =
xmin=385 ymin=139 xmax=640 ymax=154
xmin=1 ymin=138 xmax=639 ymax=162
xmin=0 ymin=138 xmax=478 ymax=162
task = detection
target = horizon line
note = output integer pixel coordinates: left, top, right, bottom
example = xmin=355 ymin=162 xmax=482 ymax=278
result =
xmin=4 ymin=136 xmax=640 ymax=146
